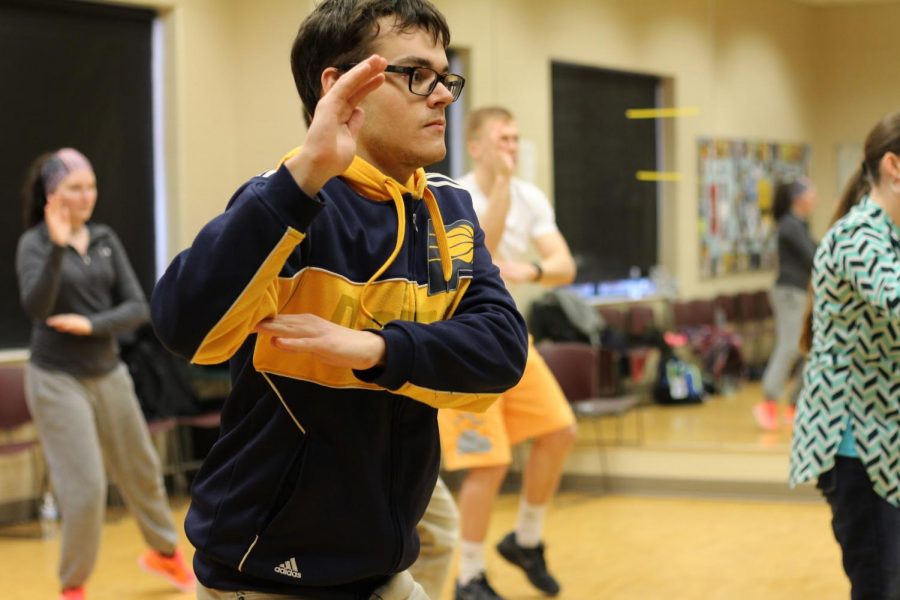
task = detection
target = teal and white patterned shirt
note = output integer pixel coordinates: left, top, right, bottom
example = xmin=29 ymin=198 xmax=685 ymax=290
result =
xmin=790 ymin=196 xmax=900 ymax=506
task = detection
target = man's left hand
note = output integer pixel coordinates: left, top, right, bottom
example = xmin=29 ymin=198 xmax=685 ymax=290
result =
xmin=254 ymin=314 xmax=387 ymax=370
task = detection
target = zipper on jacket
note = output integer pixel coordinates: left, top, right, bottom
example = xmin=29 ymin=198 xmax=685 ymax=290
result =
xmin=407 ymin=198 xmax=420 ymax=319
xmin=406 ymin=196 xmax=418 ymax=275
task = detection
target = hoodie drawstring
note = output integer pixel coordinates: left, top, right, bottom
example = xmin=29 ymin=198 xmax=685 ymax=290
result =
xmin=357 ymin=180 xmax=406 ymax=328
xmin=275 ymin=147 xmax=453 ymax=330
xmin=422 ymin=187 xmax=453 ymax=283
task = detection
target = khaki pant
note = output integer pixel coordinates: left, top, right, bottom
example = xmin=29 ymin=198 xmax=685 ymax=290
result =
xmin=410 ymin=477 xmax=459 ymax=599
xmin=197 ymin=570 xmax=428 ymax=599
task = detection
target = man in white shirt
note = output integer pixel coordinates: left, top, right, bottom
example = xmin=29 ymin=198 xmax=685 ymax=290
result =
xmin=439 ymin=107 xmax=578 ymax=600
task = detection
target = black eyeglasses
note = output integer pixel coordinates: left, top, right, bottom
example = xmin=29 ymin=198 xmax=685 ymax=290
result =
xmin=338 ymin=63 xmax=465 ymax=102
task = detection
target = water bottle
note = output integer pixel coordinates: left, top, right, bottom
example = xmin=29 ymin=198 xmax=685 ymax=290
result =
xmin=39 ymin=491 xmax=59 ymax=539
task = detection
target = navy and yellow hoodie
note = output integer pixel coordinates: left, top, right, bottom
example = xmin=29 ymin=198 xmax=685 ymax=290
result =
xmin=151 ymin=153 xmax=528 ymax=598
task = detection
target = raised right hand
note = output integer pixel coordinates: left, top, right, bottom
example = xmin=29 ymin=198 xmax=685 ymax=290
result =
xmin=286 ymin=55 xmax=388 ymax=196
xmin=44 ymin=194 xmax=71 ymax=247
xmin=491 ymin=146 xmax=516 ymax=182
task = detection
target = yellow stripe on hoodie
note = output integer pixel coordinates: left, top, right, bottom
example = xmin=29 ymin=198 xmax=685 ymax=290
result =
xmin=191 ymin=228 xmax=305 ymax=365
xmin=253 ymin=147 xmax=499 ymax=412
xmin=251 ymin=267 xmax=493 ymax=411
xmin=191 ymin=147 xmax=495 ymax=411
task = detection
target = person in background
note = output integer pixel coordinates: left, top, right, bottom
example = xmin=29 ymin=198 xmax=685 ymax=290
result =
xmin=150 ymin=1 xmax=528 ymax=598
xmin=753 ymin=178 xmax=817 ymax=430
xmin=790 ymin=111 xmax=900 ymax=599
xmin=438 ymin=106 xmax=578 ymax=600
xmin=15 ymin=148 xmax=195 ymax=600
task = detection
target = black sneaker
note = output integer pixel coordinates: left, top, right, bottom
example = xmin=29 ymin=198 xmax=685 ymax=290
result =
xmin=455 ymin=573 xmax=505 ymax=600
xmin=496 ymin=531 xmax=561 ymax=596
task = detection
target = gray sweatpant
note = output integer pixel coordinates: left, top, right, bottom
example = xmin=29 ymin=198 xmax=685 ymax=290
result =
xmin=25 ymin=362 xmax=179 ymax=589
xmin=761 ymin=285 xmax=807 ymax=403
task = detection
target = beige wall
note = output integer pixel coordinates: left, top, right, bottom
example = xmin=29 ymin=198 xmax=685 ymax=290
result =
xmin=108 ymin=0 xmax=896 ymax=299
xmin=810 ymin=3 xmax=900 ymax=236
xmin=230 ymin=0 xmax=313 ymax=176
xmin=433 ymin=0 xmax=819 ymax=300
xmin=110 ymin=0 xmax=243 ymax=254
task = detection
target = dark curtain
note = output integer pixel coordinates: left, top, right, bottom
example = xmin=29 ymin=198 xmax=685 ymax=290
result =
xmin=0 ymin=0 xmax=156 ymax=349
xmin=551 ymin=62 xmax=659 ymax=282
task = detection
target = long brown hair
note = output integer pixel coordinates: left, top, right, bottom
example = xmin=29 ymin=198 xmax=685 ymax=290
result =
xmin=772 ymin=179 xmax=809 ymax=222
xmin=20 ymin=152 xmax=55 ymax=231
xmin=799 ymin=111 xmax=900 ymax=352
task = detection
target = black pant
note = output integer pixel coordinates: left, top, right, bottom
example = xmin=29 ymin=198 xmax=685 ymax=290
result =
xmin=818 ymin=456 xmax=900 ymax=600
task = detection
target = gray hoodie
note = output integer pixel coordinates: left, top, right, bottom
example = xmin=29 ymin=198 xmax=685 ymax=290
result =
xmin=16 ymin=222 xmax=148 ymax=377
xmin=775 ymin=213 xmax=817 ymax=290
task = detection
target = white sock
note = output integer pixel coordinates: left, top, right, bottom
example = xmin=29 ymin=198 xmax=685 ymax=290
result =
xmin=458 ymin=540 xmax=486 ymax=586
xmin=514 ymin=498 xmax=547 ymax=548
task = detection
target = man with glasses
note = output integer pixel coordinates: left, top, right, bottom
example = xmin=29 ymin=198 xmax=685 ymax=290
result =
xmin=151 ymin=2 xmax=527 ymax=599
xmin=438 ymin=107 xmax=578 ymax=600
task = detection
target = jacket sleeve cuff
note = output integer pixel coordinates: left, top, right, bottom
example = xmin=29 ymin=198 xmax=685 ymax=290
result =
xmin=88 ymin=314 xmax=108 ymax=335
xmin=259 ymin=164 xmax=326 ymax=232
xmin=353 ymin=326 xmax=413 ymax=390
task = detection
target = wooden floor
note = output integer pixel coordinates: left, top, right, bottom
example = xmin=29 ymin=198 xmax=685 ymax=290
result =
xmin=458 ymin=493 xmax=848 ymax=600
xmin=0 ymin=490 xmax=848 ymax=600
xmin=0 ymin=379 xmax=843 ymax=598
xmin=633 ymin=381 xmax=793 ymax=451
xmin=578 ymin=380 xmax=795 ymax=454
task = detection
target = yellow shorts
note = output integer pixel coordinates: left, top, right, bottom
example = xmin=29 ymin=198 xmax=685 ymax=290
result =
xmin=438 ymin=340 xmax=576 ymax=471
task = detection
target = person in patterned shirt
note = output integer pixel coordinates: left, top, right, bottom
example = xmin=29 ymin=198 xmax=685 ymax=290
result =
xmin=789 ymin=111 xmax=900 ymax=599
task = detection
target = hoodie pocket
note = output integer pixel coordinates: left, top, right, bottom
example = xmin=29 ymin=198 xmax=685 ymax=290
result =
xmin=233 ymin=431 xmax=310 ymax=575
xmin=239 ymin=432 xmax=398 ymax=587
xmin=257 ymin=434 xmax=310 ymax=532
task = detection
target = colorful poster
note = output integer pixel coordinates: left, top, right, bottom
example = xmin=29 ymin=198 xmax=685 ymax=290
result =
xmin=698 ymin=138 xmax=809 ymax=278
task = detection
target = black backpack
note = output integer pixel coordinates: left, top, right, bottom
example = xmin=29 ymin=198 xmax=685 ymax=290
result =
xmin=529 ymin=289 xmax=604 ymax=346
xmin=119 ymin=324 xmax=202 ymax=419
xmin=654 ymin=349 xmax=704 ymax=405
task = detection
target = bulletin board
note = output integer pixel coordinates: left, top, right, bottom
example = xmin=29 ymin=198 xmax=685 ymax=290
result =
xmin=698 ymin=138 xmax=810 ymax=278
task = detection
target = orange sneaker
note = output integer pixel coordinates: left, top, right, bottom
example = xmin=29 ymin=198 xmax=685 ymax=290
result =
xmin=60 ymin=587 xmax=85 ymax=600
xmin=138 ymin=548 xmax=195 ymax=592
xmin=752 ymin=401 xmax=779 ymax=431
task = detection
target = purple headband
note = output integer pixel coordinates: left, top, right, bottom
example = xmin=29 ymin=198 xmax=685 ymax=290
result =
xmin=40 ymin=148 xmax=93 ymax=195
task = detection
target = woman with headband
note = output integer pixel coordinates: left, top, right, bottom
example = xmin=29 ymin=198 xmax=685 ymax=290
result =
xmin=753 ymin=177 xmax=817 ymax=431
xmin=15 ymin=149 xmax=194 ymax=600
xmin=790 ymin=113 xmax=900 ymax=598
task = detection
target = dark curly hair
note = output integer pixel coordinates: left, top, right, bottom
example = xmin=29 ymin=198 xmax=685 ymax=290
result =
xmin=290 ymin=0 xmax=450 ymax=125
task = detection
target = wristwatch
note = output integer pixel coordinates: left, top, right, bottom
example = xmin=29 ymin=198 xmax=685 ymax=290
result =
xmin=531 ymin=261 xmax=543 ymax=282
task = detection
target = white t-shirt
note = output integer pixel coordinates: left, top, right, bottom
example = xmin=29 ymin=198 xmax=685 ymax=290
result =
xmin=457 ymin=172 xmax=559 ymax=263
